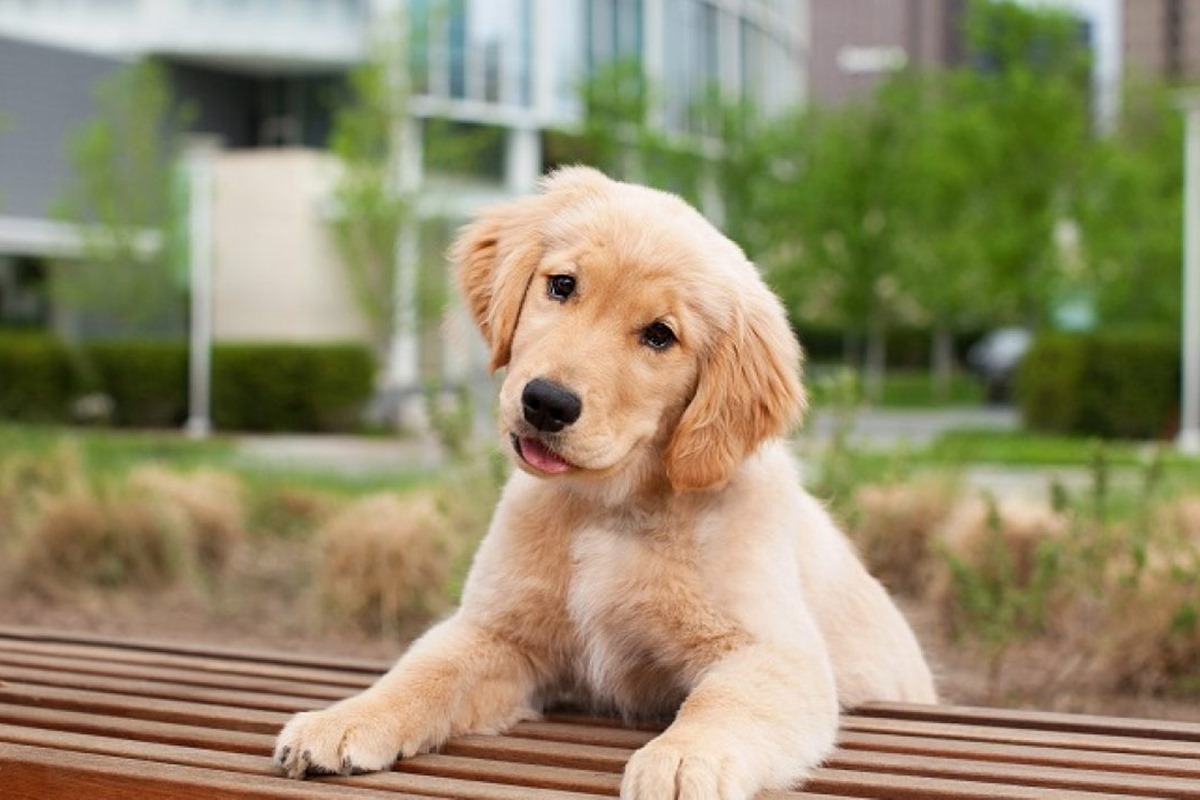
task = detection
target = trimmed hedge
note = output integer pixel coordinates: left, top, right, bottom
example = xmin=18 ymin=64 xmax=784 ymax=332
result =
xmin=85 ymin=341 xmax=189 ymax=427
xmin=794 ymin=323 xmax=986 ymax=368
xmin=211 ymin=343 xmax=375 ymax=433
xmin=1016 ymin=331 xmax=1180 ymax=440
xmin=0 ymin=332 xmax=79 ymax=421
xmin=0 ymin=336 xmax=375 ymax=432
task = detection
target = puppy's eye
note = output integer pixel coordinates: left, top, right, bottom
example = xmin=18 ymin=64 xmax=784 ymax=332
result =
xmin=547 ymin=275 xmax=576 ymax=301
xmin=641 ymin=321 xmax=677 ymax=350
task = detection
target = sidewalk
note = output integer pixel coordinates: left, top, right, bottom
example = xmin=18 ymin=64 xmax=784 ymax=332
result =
xmin=232 ymin=408 xmax=1020 ymax=475
xmin=804 ymin=406 xmax=1019 ymax=448
xmin=233 ymin=433 xmax=443 ymax=475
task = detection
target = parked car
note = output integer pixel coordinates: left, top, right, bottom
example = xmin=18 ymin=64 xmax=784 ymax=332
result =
xmin=967 ymin=327 xmax=1032 ymax=404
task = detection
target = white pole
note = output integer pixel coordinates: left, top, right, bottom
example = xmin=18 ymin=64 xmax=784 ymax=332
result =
xmin=185 ymin=145 xmax=214 ymax=439
xmin=1179 ymin=95 xmax=1200 ymax=454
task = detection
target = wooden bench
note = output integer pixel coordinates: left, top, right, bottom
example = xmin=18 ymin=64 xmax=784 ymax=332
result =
xmin=1 ymin=626 xmax=1198 ymax=799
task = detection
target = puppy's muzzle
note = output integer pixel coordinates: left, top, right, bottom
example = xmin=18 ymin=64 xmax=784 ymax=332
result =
xmin=522 ymin=378 xmax=582 ymax=433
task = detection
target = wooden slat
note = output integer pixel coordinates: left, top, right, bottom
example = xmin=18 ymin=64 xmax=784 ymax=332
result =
xmin=434 ymin=734 xmax=1197 ymax=800
xmin=827 ymin=747 xmax=1200 ymax=798
xmin=399 ymin=752 xmax=624 ymax=795
xmin=0 ymin=725 xmax=612 ymax=800
xmin=859 ymin=702 xmax=1200 ymax=742
xmin=0 ymin=625 xmax=391 ymax=674
xmin=0 ymin=637 xmax=378 ymax=688
xmin=838 ymin=729 xmax=1200 ymax=780
xmin=0 ymin=742 xmax=434 ymax=800
xmin=450 ymin=729 xmax=1200 ymax=798
xmin=0 ymin=681 xmax=288 ymax=734
xmin=4 ymin=628 xmax=1200 ymax=800
xmin=0 ymin=649 xmax=355 ymax=701
xmin=804 ymin=767 xmax=1147 ymax=800
xmin=0 ymin=703 xmax=271 ymax=754
xmin=843 ymin=713 xmax=1200 ymax=760
xmin=0 ymin=665 xmax=332 ymax=713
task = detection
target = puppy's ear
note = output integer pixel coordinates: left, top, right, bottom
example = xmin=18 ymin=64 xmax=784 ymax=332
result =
xmin=451 ymin=201 xmax=544 ymax=372
xmin=452 ymin=167 xmax=608 ymax=371
xmin=665 ymin=286 xmax=807 ymax=491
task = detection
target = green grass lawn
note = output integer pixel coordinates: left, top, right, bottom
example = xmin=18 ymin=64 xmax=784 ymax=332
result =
xmin=0 ymin=423 xmax=432 ymax=497
xmin=807 ymin=365 xmax=984 ymax=409
xmin=924 ymin=428 xmax=1196 ymax=470
xmin=5 ymin=414 xmax=1198 ymax=495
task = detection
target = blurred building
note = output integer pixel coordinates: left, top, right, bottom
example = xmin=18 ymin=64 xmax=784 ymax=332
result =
xmin=807 ymin=0 xmax=965 ymax=107
xmin=1122 ymin=0 xmax=1200 ymax=82
xmin=0 ymin=0 xmax=808 ymax=420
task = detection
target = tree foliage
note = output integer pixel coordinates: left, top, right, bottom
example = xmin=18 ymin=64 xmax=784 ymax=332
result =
xmin=53 ymin=60 xmax=192 ymax=338
xmin=567 ymin=59 xmax=708 ymax=204
xmin=567 ymin=0 xmax=1181 ymax=400
xmin=328 ymin=44 xmax=412 ymax=363
xmin=1074 ymin=81 xmax=1183 ymax=331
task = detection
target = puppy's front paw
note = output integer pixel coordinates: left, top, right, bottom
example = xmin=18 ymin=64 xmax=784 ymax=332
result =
xmin=274 ymin=702 xmax=415 ymax=779
xmin=621 ymin=735 xmax=753 ymax=800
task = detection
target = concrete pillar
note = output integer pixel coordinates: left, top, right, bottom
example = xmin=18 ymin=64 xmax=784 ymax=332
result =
xmin=1178 ymin=94 xmax=1200 ymax=454
xmin=389 ymin=115 xmax=425 ymax=430
xmin=184 ymin=141 xmax=218 ymax=439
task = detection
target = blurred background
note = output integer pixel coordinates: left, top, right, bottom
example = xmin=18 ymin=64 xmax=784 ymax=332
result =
xmin=1 ymin=0 xmax=1199 ymax=718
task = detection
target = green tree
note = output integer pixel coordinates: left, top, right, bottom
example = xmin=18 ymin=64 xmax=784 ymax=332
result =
xmin=765 ymin=97 xmax=912 ymax=401
xmin=328 ymin=22 xmax=414 ymax=366
xmin=769 ymin=0 xmax=1092 ymax=397
xmin=563 ymin=58 xmax=709 ymax=205
xmin=958 ymin=0 xmax=1092 ymax=326
xmin=1075 ymin=80 xmax=1183 ymax=331
xmin=53 ymin=60 xmax=192 ymax=338
xmin=883 ymin=71 xmax=996 ymax=398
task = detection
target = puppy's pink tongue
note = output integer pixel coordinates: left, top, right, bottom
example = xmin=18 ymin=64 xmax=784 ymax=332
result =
xmin=520 ymin=437 xmax=571 ymax=474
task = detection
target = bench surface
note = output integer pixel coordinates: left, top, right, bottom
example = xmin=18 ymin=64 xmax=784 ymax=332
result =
xmin=1 ymin=626 xmax=1198 ymax=799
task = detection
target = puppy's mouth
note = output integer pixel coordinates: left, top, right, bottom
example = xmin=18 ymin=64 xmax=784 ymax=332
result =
xmin=511 ymin=434 xmax=574 ymax=476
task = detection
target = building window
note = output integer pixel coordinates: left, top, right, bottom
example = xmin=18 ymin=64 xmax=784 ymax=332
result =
xmin=0 ymin=257 xmax=50 ymax=330
xmin=1166 ymin=0 xmax=1183 ymax=79
xmin=411 ymin=0 xmax=532 ymax=108
xmin=585 ymin=0 xmax=643 ymax=70
xmin=664 ymin=0 xmax=719 ymax=133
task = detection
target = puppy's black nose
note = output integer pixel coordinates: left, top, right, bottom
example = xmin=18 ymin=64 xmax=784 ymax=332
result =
xmin=522 ymin=378 xmax=582 ymax=433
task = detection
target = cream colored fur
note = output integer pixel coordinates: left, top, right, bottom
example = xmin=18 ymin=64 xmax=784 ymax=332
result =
xmin=274 ymin=167 xmax=936 ymax=799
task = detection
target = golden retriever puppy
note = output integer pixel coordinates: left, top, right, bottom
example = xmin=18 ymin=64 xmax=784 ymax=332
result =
xmin=275 ymin=167 xmax=936 ymax=798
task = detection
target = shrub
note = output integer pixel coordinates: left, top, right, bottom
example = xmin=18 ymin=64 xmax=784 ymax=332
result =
xmin=1017 ymin=331 xmax=1180 ymax=439
xmin=211 ymin=343 xmax=374 ymax=432
xmin=933 ymin=496 xmax=1069 ymax=642
xmin=0 ymin=443 xmax=85 ymax=542
xmin=848 ymin=480 xmax=958 ymax=597
xmin=317 ymin=492 xmax=456 ymax=635
xmin=1091 ymin=529 xmax=1200 ymax=695
xmin=77 ymin=340 xmax=374 ymax=432
xmin=18 ymin=484 xmax=191 ymax=591
xmin=0 ymin=332 xmax=80 ymax=422
xmin=82 ymin=340 xmax=188 ymax=427
xmin=249 ymin=485 xmax=339 ymax=539
xmin=1088 ymin=494 xmax=1200 ymax=694
xmin=127 ymin=466 xmax=246 ymax=572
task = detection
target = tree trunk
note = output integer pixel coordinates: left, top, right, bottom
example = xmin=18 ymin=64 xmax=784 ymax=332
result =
xmin=931 ymin=323 xmax=955 ymax=403
xmin=864 ymin=317 xmax=887 ymax=405
xmin=842 ymin=330 xmax=860 ymax=367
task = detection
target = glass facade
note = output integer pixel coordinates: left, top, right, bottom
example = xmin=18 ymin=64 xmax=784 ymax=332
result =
xmin=410 ymin=0 xmax=534 ymax=108
xmin=663 ymin=0 xmax=719 ymax=132
xmin=585 ymin=0 xmax=643 ymax=71
xmin=410 ymin=0 xmax=802 ymax=133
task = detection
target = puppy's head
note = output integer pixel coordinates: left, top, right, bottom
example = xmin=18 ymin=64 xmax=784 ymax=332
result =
xmin=452 ymin=166 xmax=805 ymax=494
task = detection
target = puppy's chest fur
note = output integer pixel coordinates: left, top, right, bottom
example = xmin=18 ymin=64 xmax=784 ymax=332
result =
xmin=561 ymin=506 xmax=749 ymax=718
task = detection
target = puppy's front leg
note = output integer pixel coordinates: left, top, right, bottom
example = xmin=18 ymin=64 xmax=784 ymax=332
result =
xmin=275 ymin=615 xmax=539 ymax=778
xmin=621 ymin=643 xmax=838 ymax=800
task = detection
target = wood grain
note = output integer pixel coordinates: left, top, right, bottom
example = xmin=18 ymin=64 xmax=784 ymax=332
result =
xmin=2 ymin=628 xmax=1198 ymax=799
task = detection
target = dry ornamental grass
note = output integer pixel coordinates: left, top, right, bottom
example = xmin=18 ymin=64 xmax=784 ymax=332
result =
xmin=317 ymin=492 xmax=459 ymax=636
